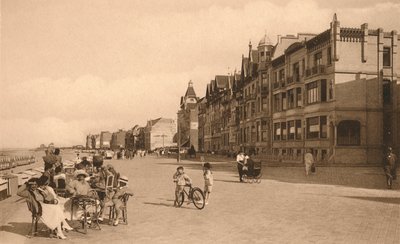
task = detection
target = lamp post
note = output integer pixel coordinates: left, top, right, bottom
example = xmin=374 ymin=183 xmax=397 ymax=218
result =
xmin=177 ymin=111 xmax=181 ymax=162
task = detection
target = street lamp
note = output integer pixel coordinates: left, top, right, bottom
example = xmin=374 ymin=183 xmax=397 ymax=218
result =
xmin=177 ymin=111 xmax=181 ymax=162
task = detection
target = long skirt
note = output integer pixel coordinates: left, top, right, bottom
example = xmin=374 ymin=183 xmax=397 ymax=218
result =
xmin=40 ymin=203 xmax=66 ymax=230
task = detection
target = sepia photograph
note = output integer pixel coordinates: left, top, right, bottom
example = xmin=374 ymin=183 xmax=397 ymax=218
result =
xmin=0 ymin=0 xmax=399 ymax=243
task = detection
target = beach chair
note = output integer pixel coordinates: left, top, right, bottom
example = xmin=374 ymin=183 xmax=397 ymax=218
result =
xmin=55 ymin=178 xmax=67 ymax=197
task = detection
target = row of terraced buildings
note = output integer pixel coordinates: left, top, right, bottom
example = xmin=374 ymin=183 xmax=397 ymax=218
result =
xmin=181 ymin=15 xmax=400 ymax=164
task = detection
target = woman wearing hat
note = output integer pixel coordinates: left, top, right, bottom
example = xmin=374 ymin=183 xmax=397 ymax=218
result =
xmin=66 ymin=170 xmax=91 ymax=196
xmin=18 ymin=178 xmax=73 ymax=239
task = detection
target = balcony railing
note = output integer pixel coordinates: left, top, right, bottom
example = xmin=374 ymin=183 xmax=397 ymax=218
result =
xmin=286 ymin=76 xmax=293 ymax=84
xmin=273 ymin=82 xmax=280 ymax=89
xmin=307 ymin=65 xmax=326 ymax=77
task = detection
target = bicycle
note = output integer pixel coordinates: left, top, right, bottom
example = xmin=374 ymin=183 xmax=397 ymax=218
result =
xmin=176 ymin=184 xmax=205 ymax=210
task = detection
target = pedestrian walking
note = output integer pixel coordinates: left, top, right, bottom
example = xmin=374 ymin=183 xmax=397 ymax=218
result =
xmin=236 ymin=152 xmax=245 ymax=182
xmin=304 ymin=149 xmax=315 ymax=176
xmin=384 ymin=147 xmax=397 ymax=189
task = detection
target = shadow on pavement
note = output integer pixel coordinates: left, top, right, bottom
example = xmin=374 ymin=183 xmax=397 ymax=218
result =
xmin=0 ymin=222 xmax=49 ymax=238
xmin=142 ymin=202 xmax=197 ymax=210
xmin=342 ymin=196 xmax=400 ymax=205
xmin=214 ymin=179 xmax=242 ymax=184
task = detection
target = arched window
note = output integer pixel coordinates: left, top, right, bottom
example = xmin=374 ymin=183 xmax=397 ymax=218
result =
xmin=337 ymin=120 xmax=361 ymax=146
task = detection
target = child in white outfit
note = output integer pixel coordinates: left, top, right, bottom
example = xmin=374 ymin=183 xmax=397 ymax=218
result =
xmin=203 ymin=163 xmax=213 ymax=205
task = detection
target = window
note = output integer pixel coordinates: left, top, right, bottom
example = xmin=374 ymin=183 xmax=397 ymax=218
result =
xmin=262 ymin=73 xmax=267 ymax=85
xmin=327 ymin=47 xmax=332 ymax=65
xmin=279 ymin=69 xmax=285 ymax=82
xmin=383 ymin=80 xmax=391 ymax=105
xmin=288 ymin=89 xmax=295 ymax=109
xmin=296 ymin=88 xmax=303 ymax=107
xmin=383 ymin=47 xmax=391 ymax=67
xmin=274 ymin=94 xmax=281 ymax=112
xmin=306 ymin=117 xmax=319 ymax=139
xmin=274 ymin=123 xmax=281 ymax=140
xmin=320 ymin=116 xmax=327 ymax=138
xmin=251 ymin=102 xmax=255 ymax=115
xmin=314 ymin=52 xmax=322 ymax=66
xmin=281 ymin=122 xmax=287 ymax=140
xmin=307 ymin=81 xmax=319 ymax=104
xmin=295 ymin=120 xmax=302 ymax=140
xmin=293 ymin=62 xmax=300 ymax=82
xmin=329 ymin=80 xmax=334 ymax=100
xmin=251 ymin=126 xmax=256 ymax=143
xmin=261 ymin=120 xmax=268 ymax=130
xmin=288 ymin=121 xmax=295 ymax=140
xmin=282 ymin=93 xmax=287 ymax=110
xmin=302 ymin=59 xmax=305 ymax=76
xmin=257 ymin=122 xmax=261 ymax=142
xmin=337 ymin=120 xmax=361 ymax=145
xmin=321 ymin=79 xmax=327 ymax=102
xmin=262 ymin=98 xmax=268 ymax=111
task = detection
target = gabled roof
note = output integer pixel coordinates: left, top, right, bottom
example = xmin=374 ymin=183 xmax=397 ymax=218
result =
xmin=184 ymin=86 xmax=197 ymax=98
xmin=215 ymin=75 xmax=229 ymax=89
xmin=148 ymin=117 xmax=162 ymax=126
xmin=251 ymin=50 xmax=259 ymax=63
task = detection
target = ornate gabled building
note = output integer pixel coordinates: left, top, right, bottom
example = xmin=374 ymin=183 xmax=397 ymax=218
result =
xmin=178 ymin=81 xmax=199 ymax=150
xmin=196 ymin=14 xmax=399 ymax=165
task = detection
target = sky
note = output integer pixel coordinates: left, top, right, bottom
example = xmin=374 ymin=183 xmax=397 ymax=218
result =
xmin=1 ymin=0 xmax=400 ymax=148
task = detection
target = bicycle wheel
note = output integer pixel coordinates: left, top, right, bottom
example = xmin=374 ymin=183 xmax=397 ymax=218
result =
xmin=177 ymin=191 xmax=185 ymax=207
xmin=191 ymin=187 xmax=205 ymax=210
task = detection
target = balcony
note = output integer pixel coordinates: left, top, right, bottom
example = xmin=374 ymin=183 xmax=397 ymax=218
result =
xmin=307 ymin=65 xmax=326 ymax=77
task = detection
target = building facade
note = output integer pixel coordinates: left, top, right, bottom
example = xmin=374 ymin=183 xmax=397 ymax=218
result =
xmin=197 ymin=15 xmax=400 ymax=164
xmin=92 ymin=134 xmax=100 ymax=149
xmin=144 ymin=118 xmax=177 ymax=151
xmin=111 ymin=129 xmax=126 ymax=150
xmin=86 ymin=134 xmax=93 ymax=149
xmin=178 ymin=81 xmax=199 ymax=150
xmin=100 ymin=131 xmax=112 ymax=149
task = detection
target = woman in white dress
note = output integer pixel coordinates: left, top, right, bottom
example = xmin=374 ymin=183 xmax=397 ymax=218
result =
xmin=18 ymin=177 xmax=73 ymax=239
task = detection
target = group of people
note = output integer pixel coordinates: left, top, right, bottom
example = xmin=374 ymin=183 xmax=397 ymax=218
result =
xmin=17 ymin=147 xmax=133 ymax=240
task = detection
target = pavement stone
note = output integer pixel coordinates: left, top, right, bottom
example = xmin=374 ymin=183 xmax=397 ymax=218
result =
xmin=0 ymin=152 xmax=399 ymax=244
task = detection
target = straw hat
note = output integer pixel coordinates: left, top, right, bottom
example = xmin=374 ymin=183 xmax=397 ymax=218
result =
xmin=74 ymin=169 xmax=88 ymax=178
xmin=119 ymin=175 xmax=128 ymax=185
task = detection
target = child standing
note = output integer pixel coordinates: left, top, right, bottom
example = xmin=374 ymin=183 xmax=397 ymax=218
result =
xmin=203 ymin=163 xmax=213 ymax=205
xmin=173 ymin=166 xmax=191 ymax=207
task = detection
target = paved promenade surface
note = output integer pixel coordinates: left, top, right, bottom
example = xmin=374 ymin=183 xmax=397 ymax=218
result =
xmin=0 ymin=152 xmax=399 ymax=244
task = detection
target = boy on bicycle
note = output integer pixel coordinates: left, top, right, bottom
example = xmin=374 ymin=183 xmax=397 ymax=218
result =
xmin=173 ymin=166 xmax=192 ymax=207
